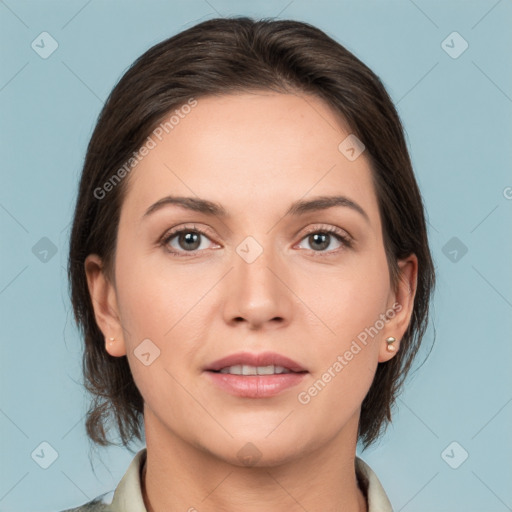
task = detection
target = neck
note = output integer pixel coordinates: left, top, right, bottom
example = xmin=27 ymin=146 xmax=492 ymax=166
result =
xmin=140 ymin=409 xmax=368 ymax=512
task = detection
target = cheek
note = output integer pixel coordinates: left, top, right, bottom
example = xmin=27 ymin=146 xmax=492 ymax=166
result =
xmin=297 ymin=352 xmax=376 ymax=436
xmin=114 ymin=240 xmax=209 ymax=338
xmin=302 ymin=254 xmax=391 ymax=344
xmin=294 ymin=269 xmax=388 ymax=425
xmin=296 ymin=250 xmax=390 ymax=406
xmin=112 ymin=240 xmax=214 ymax=389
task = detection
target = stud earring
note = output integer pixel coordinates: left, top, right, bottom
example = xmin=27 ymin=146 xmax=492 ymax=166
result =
xmin=386 ymin=337 xmax=396 ymax=352
xmin=107 ymin=337 xmax=115 ymax=347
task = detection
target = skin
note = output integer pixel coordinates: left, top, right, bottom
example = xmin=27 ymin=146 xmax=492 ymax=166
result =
xmin=85 ymin=91 xmax=417 ymax=512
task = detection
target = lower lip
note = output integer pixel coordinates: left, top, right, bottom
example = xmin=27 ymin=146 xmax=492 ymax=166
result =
xmin=205 ymin=371 xmax=307 ymax=398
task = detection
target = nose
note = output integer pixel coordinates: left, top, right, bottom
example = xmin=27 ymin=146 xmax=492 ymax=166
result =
xmin=222 ymin=239 xmax=294 ymax=330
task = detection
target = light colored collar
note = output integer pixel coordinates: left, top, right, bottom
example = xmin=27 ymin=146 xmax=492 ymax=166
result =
xmin=108 ymin=448 xmax=393 ymax=512
xmin=109 ymin=448 xmax=147 ymax=511
xmin=355 ymin=456 xmax=394 ymax=511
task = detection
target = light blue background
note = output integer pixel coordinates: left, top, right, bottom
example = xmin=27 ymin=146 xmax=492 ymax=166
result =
xmin=1 ymin=1 xmax=511 ymax=511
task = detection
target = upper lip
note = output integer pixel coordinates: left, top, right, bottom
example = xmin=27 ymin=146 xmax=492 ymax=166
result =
xmin=205 ymin=351 xmax=308 ymax=373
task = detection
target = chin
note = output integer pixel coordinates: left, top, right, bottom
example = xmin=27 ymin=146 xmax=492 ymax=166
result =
xmin=198 ymin=433 xmax=309 ymax=469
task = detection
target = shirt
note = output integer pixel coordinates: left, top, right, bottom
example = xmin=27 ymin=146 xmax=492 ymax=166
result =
xmin=60 ymin=448 xmax=393 ymax=512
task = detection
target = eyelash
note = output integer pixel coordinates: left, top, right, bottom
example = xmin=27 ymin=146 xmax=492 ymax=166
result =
xmin=159 ymin=224 xmax=353 ymax=258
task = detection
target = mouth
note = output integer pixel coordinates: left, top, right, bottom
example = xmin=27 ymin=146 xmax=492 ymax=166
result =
xmin=204 ymin=351 xmax=308 ymax=374
xmin=203 ymin=352 xmax=308 ymax=398
xmin=210 ymin=364 xmax=304 ymax=375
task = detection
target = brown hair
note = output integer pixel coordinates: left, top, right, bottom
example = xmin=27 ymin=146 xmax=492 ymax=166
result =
xmin=68 ymin=16 xmax=435 ymax=450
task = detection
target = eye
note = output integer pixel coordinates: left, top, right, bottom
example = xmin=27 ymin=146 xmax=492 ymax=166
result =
xmin=160 ymin=225 xmax=219 ymax=257
xmin=159 ymin=224 xmax=353 ymax=258
xmin=295 ymin=226 xmax=353 ymax=254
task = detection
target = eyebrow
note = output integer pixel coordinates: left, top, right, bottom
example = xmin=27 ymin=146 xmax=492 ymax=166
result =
xmin=142 ymin=194 xmax=370 ymax=223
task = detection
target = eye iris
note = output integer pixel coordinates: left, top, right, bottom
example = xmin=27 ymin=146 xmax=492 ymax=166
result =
xmin=310 ymin=233 xmax=329 ymax=251
xmin=179 ymin=232 xmax=200 ymax=251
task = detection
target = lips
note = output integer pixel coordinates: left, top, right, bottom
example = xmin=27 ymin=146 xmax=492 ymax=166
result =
xmin=204 ymin=351 xmax=308 ymax=373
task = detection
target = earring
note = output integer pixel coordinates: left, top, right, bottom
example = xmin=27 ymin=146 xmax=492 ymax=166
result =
xmin=386 ymin=337 xmax=396 ymax=352
xmin=107 ymin=337 xmax=115 ymax=347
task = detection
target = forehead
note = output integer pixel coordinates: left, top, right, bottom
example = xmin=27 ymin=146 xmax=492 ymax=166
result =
xmin=121 ymin=92 xmax=380 ymax=225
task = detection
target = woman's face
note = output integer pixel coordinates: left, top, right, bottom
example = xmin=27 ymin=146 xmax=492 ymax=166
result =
xmin=87 ymin=91 xmax=416 ymax=465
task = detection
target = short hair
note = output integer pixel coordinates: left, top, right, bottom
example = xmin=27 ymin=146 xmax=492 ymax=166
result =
xmin=68 ymin=16 xmax=435 ymax=450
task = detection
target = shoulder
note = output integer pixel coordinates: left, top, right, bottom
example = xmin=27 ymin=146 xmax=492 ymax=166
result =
xmin=58 ymin=491 xmax=114 ymax=512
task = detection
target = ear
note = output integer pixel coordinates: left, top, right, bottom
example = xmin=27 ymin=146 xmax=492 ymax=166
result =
xmin=378 ymin=254 xmax=418 ymax=363
xmin=84 ymin=254 xmax=126 ymax=357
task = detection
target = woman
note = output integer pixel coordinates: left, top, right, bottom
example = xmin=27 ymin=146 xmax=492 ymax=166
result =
xmin=65 ymin=16 xmax=435 ymax=512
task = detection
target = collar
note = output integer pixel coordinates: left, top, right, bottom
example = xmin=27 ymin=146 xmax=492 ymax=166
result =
xmin=355 ymin=456 xmax=393 ymax=511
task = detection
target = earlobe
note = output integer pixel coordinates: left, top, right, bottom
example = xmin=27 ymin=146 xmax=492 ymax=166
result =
xmin=84 ymin=254 xmax=127 ymax=357
xmin=385 ymin=336 xmax=397 ymax=352
xmin=378 ymin=336 xmax=401 ymax=363
xmin=106 ymin=336 xmax=126 ymax=357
